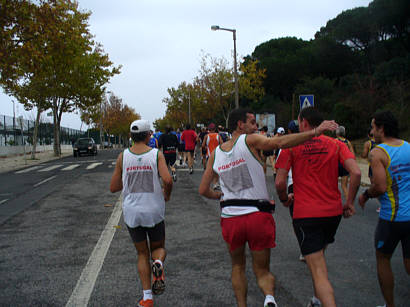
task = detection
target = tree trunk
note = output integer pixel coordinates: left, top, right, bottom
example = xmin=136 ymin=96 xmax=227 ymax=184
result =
xmin=31 ymin=108 xmax=42 ymax=159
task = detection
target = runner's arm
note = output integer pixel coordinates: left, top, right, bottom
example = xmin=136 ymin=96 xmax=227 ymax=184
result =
xmin=110 ymin=152 xmax=123 ymax=193
xmin=275 ymin=168 xmax=293 ymax=207
xmin=358 ymin=148 xmax=387 ymax=208
xmin=157 ymin=151 xmax=173 ymax=201
xmin=342 ymin=158 xmax=361 ymax=217
xmin=347 ymin=140 xmax=355 ymax=155
xmin=248 ymin=120 xmax=338 ymax=151
xmin=199 ymin=151 xmax=222 ymax=200
xmin=361 ymin=141 xmax=370 ymax=159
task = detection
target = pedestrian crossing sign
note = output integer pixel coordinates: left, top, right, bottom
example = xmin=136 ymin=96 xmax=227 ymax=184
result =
xmin=299 ymin=95 xmax=314 ymax=110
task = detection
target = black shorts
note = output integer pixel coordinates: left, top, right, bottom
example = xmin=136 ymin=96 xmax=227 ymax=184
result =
xmin=126 ymin=220 xmax=165 ymax=243
xmin=201 ymin=147 xmax=207 ymax=155
xmin=186 ymin=149 xmax=194 ymax=153
xmin=164 ymin=153 xmax=176 ymax=166
xmin=375 ymin=218 xmax=410 ymax=258
xmin=263 ymin=150 xmax=274 ymax=157
xmin=178 ymin=144 xmax=185 ymax=152
xmin=293 ymin=215 xmax=342 ymax=256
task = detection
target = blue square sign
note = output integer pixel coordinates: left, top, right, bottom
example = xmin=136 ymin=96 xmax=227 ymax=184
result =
xmin=299 ymin=95 xmax=314 ymax=109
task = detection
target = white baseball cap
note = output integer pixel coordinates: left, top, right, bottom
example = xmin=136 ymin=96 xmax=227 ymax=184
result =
xmin=130 ymin=119 xmax=151 ymax=133
xmin=277 ymin=127 xmax=285 ymax=134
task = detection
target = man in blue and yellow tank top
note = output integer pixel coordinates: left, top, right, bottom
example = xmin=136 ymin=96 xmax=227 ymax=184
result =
xmin=359 ymin=111 xmax=410 ymax=307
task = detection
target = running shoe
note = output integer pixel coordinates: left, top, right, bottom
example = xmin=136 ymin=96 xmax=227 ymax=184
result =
xmin=306 ymin=297 xmax=321 ymax=307
xmin=265 ymin=303 xmax=277 ymax=307
xmin=189 ymin=167 xmax=193 ymax=174
xmin=151 ymin=261 xmax=165 ymax=295
xmin=299 ymin=254 xmax=306 ymax=262
xmin=137 ymin=298 xmax=153 ymax=307
xmin=171 ymin=170 xmax=177 ymax=182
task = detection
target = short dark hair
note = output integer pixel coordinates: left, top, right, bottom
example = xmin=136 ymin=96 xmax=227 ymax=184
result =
xmin=373 ymin=111 xmax=399 ymax=138
xmin=185 ymin=123 xmax=191 ymax=130
xmin=165 ymin=126 xmax=173 ymax=134
xmin=131 ymin=131 xmax=149 ymax=142
xmin=298 ymin=107 xmax=323 ymax=128
xmin=228 ymin=108 xmax=254 ymax=131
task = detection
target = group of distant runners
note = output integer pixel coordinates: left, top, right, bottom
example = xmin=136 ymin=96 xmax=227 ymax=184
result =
xmin=111 ymin=107 xmax=409 ymax=307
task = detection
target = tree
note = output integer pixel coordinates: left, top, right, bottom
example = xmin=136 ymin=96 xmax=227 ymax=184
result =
xmin=0 ymin=0 xmax=120 ymax=156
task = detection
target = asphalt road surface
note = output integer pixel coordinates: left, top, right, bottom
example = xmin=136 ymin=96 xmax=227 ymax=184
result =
xmin=0 ymin=149 xmax=408 ymax=306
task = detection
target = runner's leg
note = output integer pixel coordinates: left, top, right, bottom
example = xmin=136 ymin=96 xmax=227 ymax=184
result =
xmin=229 ymin=244 xmax=248 ymax=307
xmin=376 ymin=251 xmax=395 ymax=307
xmin=133 ymin=240 xmax=152 ymax=291
xmin=251 ymin=248 xmax=275 ymax=296
xmin=304 ymin=249 xmax=336 ymax=307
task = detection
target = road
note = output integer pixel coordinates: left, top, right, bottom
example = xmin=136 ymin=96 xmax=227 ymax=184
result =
xmin=0 ymin=149 xmax=408 ymax=306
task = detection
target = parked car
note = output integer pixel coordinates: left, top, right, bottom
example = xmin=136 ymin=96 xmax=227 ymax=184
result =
xmin=73 ymin=138 xmax=98 ymax=157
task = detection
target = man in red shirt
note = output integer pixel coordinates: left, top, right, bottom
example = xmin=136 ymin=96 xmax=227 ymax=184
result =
xmin=181 ymin=124 xmax=198 ymax=174
xmin=275 ymin=107 xmax=361 ymax=307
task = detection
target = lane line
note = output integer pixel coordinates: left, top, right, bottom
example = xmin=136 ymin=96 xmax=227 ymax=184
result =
xmin=0 ymin=199 xmax=9 ymax=206
xmin=65 ymin=197 xmax=122 ymax=307
xmin=86 ymin=162 xmax=103 ymax=170
xmin=38 ymin=165 xmax=63 ymax=172
xmin=61 ymin=164 xmax=80 ymax=171
xmin=33 ymin=175 xmax=57 ymax=187
xmin=15 ymin=166 xmax=42 ymax=174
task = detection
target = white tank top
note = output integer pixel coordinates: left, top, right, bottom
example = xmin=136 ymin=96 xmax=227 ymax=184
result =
xmin=122 ymin=148 xmax=165 ymax=227
xmin=213 ymin=134 xmax=270 ymax=217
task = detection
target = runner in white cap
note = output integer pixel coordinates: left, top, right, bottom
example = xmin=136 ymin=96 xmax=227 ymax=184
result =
xmin=110 ymin=119 xmax=173 ymax=307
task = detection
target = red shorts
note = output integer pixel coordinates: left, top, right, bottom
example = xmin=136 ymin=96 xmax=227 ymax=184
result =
xmin=221 ymin=211 xmax=276 ymax=252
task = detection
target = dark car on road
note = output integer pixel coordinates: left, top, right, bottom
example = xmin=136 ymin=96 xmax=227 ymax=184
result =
xmin=73 ymin=138 xmax=98 ymax=157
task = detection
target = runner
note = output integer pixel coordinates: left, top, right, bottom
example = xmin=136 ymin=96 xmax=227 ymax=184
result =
xmin=358 ymin=111 xmax=410 ymax=307
xmin=159 ymin=127 xmax=179 ymax=182
xmin=181 ymin=124 xmax=197 ymax=174
xmin=148 ymin=130 xmax=158 ymax=149
xmin=275 ymin=107 xmax=361 ymax=307
xmin=335 ymin=126 xmax=355 ymax=200
xmin=198 ymin=126 xmax=208 ymax=170
xmin=361 ymin=129 xmax=377 ymax=179
xmin=110 ymin=119 xmax=173 ymax=307
xmin=201 ymin=123 xmax=222 ymax=189
xmin=199 ymin=107 xmax=339 ymax=307
xmin=176 ymin=128 xmax=186 ymax=167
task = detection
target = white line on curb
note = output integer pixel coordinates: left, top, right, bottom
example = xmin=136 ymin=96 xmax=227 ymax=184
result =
xmin=65 ymin=196 xmax=122 ymax=307
xmin=33 ymin=175 xmax=57 ymax=187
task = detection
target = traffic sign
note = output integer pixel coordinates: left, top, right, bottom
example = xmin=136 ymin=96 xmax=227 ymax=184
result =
xmin=299 ymin=95 xmax=314 ymax=109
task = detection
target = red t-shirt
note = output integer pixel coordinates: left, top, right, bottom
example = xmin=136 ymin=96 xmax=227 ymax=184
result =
xmin=275 ymin=135 xmax=355 ymax=219
xmin=181 ymin=129 xmax=197 ymax=151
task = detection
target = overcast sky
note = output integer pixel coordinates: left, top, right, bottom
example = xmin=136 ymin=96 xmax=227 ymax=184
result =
xmin=0 ymin=0 xmax=372 ymax=130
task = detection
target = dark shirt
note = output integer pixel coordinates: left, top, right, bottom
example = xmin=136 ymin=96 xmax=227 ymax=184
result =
xmin=159 ymin=133 xmax=178 ymax=154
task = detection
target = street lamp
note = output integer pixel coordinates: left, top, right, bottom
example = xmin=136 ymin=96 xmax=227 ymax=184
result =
xmin=211 ymin=25 xmax=239 ymax=109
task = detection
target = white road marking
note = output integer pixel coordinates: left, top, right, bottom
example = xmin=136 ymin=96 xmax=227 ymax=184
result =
xmin=61 ymin=164 xmax=80 ymax=171
xmin=15 ymin=166 xmax=42 ymax=174
xmin=0 ymin=199 xmax=9 ymax=205
xmin=65 ymin=197 xmax=122 ymax=307
xmin=33 ymin=175 xmax=57 ymax=187
xmin=111 ymin=161 xmax=116 ymax=165
xmin=38 ymin=165 xmax=63 ymax=172
xmin=86 ymin=162 xmax=103 ymax=170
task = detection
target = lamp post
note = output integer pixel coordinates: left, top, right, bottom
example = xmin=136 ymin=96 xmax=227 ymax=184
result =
xmin=211 ymin=25 xmax=239 ymax=109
